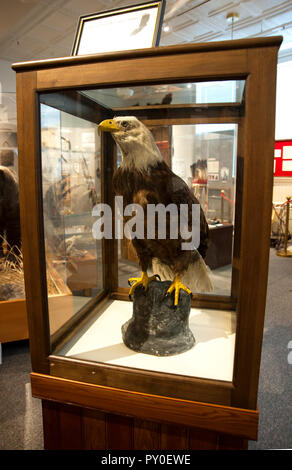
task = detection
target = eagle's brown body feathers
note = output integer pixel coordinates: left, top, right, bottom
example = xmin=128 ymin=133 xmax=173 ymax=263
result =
xmin=113 ymin=160 xmax=209 ymax=278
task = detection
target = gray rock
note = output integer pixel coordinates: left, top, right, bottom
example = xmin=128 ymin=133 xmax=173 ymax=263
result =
xmin=122 ymin=280 xmax=195 ymax=356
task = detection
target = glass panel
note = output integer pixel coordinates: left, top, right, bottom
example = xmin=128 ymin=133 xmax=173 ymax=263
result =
xmin=172 ymin=123 xmax=237 ymax=295
xmin=82 ymin=80 xmax=245 ymax=108
xmin=43 ymin=79 xmax=243 ymax=384
xmin=118 ymin=123 xmax=237 ymax=296
xmin=0 ymin=92 xmax=23 ymax=301
xmin=195 ymin=81 xmax=244 ymax=104
xmin=40 ymin=103 xmax=103 ymax=338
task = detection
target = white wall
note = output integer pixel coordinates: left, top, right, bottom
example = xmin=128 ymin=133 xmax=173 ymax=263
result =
xmin=274 ymin=60 xmax=292 ymax=204
xmin=0 ymin=58 xmax=16 ymax=93
xmin=273 ymin=177 xmax=292 ymax=200
xmin=275 ymin=61 xmax=292 ymax=141
xmin=171 ymin=125 xmax=195 ymax=186
xmin=0 ymin=59 xmax=17 ymax=130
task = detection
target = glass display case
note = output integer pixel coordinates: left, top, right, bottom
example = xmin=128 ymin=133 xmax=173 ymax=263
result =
xmin=39 ymin=80 xmax=239 ymax=376
xmin=13 ymin=37 xmax=281 ymax=449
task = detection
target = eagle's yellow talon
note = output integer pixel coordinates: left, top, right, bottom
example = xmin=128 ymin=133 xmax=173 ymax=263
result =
xmin=128 ymin=271 xmax=157 ymax=296
xmin=167 ymin=275 xmax=192 ymax=306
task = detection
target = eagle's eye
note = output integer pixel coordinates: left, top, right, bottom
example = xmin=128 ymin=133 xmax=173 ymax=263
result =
xmin=121 ymin=121 xmax=130 ymax=129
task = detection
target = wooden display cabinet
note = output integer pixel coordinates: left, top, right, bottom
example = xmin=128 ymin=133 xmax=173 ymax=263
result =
xmin=0 ymin=299 xmax=28 ymax=343
xmin=13 ymin=36 xmax=281 ymax=450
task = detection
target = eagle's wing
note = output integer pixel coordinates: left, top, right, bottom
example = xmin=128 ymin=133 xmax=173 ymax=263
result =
xmin=131 ymin=166 xmax=212 ymax=293
xmin=165 ymin=171 xmax=210 ymax=259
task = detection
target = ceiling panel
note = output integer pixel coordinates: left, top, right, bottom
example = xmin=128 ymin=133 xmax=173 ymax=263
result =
xmin=0 ymin=0 xmax=291 ymax=64
xmin=0 ymin=0 xmax=40 ymax=42
xmin=43 ymin=10 xmax=76 ymax=31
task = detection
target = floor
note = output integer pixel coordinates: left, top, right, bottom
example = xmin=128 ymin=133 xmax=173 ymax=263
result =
xmin=248 ymin=248 xmax=292 ymax=449
xmin=0 ymin=341 xmax=43 ymax=450
xmin=0 ymin=248 xmax=291 ymax=450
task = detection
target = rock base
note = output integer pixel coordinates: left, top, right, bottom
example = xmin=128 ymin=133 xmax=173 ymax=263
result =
xmin=122 ymin=280 xmax=195 ymax=356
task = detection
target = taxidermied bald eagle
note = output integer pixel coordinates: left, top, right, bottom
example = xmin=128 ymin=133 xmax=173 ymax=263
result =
xmin=98 ymin=116 xmax=212 ymax=305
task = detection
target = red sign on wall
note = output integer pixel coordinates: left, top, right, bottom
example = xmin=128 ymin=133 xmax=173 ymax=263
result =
xmin=274 ymin=140 xmax=292 ymax=177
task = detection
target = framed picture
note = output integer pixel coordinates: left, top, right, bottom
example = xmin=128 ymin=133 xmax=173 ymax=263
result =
xmin=274 ymin=140 xmax=292 ymax=176
xmin=72 ymin=1 xmax=166 ymax=56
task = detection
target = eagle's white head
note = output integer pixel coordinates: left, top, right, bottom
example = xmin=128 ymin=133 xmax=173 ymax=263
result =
xmin=98 ymin=116 xmax=162 ymax=172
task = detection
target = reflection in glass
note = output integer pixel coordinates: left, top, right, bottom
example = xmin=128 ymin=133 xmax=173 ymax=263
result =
xmin=82 ymin=80 xmax=245 ymax=108
xmin=40 ymin=104 xmax=103 ymax=336
xmin=0 ymin=91 xmax=23 ymax=301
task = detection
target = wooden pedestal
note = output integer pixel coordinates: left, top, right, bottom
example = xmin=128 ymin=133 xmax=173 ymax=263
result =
xmin=42 ymin=401 xmax=248 ymax=450
xmin=32 ymin=373 xmax=257 ymax=451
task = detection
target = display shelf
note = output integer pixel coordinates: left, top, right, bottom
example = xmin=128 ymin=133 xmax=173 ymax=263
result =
xmin=59 ymin=299 xmax=236 ymax=382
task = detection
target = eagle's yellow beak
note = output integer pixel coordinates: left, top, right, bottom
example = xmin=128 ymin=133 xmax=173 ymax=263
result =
xmin=98 ymin=119 xmax=120 ymax=135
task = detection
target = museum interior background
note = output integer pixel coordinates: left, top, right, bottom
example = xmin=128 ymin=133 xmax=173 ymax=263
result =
xmin=0 ymin=0 xmax=292 ymax=451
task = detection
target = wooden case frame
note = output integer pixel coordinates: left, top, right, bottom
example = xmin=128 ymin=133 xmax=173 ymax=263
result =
xmin=13 ymin=37 xmax=281 ymax=441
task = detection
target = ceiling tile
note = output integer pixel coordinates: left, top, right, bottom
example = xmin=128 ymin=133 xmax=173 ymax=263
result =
xmin=43 ymin=9 xmax=76 ymax=31
xmin=0 ymin=0 xmax=292 ymax=63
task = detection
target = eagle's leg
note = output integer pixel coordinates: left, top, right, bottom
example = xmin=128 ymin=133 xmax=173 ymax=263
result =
xmin=167 ymin=275 xmax=192 ymax=306
xmin=128 ymin=271 xmax=158 ymax=297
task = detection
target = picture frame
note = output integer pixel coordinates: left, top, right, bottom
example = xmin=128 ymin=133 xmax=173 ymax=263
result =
xmin=71 ymin=1 xmax=166 ymax=56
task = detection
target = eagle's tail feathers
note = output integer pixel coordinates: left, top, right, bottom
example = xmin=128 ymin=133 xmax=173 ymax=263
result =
xmin=183 ymin=254 xmax=213 ymax=293
xmin=152 ymin=254 xmax=213 ymax=294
